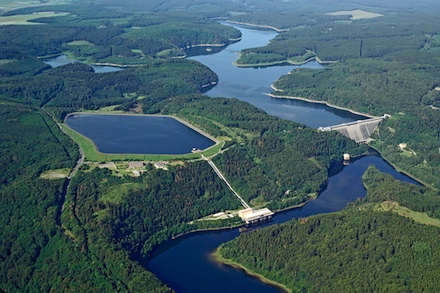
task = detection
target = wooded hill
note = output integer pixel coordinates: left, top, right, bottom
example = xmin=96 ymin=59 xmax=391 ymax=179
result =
xmin=0 ymin=104 xmax=169 ymax=292
xmin=273 ymin=53 xmax=440 ymax=189
xmin=1 ymin=7 xmax=240 ymax=63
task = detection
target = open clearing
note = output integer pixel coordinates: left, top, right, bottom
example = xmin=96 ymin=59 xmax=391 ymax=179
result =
xmin=326 ymin=9 xmax=384 ymax=20
xmin=40 ymin=168 xmax=70 ymax=180
xmin=0 ymin=11 xmax=68 ymax=25
xmin=0 ymin=0 xmax=70 ymax=14
xmin=376 ymin=201 xmax=440 ymax=228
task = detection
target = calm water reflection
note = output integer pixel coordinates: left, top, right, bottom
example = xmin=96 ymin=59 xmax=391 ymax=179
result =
xmin=66 ymin=114 xmax=215 ymax=154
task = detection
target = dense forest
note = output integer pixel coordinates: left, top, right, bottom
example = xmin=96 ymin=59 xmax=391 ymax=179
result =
xmin=219 ymin=168 xmax=440 ymax=292
xmin=235 ymin=13 xmax=440 ymax=64
xmin=1 ymin=60 xmax=217 ymax=120
xmin=1 ymin=0 xmax=440 ymax=291
xmin=0 ymin=2 xmax=368 ymax=290
xmin=143 ymin=94 xmax=367 ymax=209
xmin=0 ymin=104 xmax=170 ymax=291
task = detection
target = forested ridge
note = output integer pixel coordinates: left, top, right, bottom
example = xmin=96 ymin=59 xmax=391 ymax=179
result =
xmin=1 ymin=60 xmax=217 ymax=120
xmin=143 ymin=94 xmax=367 ymax=209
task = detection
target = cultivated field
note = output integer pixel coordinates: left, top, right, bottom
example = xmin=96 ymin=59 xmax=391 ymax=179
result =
xmin=326 ymin=9 xmax=384 ymax=20
xmin=0 ymin=0 xmax=71 ymax=14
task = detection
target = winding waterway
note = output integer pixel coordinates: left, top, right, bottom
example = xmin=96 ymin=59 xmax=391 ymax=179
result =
xmin=190 ymin=22 xmax=366 ymax=128
xmin=148 ymin=23 xmax=421 ymax=292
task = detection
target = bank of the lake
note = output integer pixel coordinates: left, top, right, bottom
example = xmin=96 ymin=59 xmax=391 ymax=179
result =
xmin=268 ymin=91 xmax=377 ymax=119
xmin=233 ymin=51 xmax=321 ymax=68
xmin=211 ymin=248 xmax=291 ymax=293
xmin=368 ymin=144 xmax=430 ymax=189
xmin=226 ymin=20 xmax=287 ymax=32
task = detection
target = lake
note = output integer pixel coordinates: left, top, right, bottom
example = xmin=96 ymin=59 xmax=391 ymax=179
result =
xmin=66 ymin=114 xmax=215 ymax=154
xmin=190 ymin=22 xmax=366 ymax=128
xmin=148 ymin=22 xmax=422 ymax=292
xmin=43 ymin=54 xmax=122 ymax=73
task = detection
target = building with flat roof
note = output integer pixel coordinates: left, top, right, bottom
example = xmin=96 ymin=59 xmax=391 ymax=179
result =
xmin=239 ymin=208 xmax=274 ymax=224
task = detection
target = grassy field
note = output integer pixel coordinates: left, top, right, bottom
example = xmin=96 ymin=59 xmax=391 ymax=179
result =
xmin=0 ymin=11 xmax=69 ymax=25
xmin=326 ymin=9 xmax=383 ymax=20
xmin=376 ymin=201 xmax=440 ymax=228
xmin=0 ymin=0 xmax=70 ymax=13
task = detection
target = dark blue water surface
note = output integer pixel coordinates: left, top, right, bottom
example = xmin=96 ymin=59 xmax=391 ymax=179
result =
xmin=190 ymin=22 xmax=366 ymax=128
xmin=43 ymin=55 xmax=122 ymax=73
xmin=148 ymin=155 xmax=420 ymax=293
xmin=148 ymin=23 xmax=421 ymax=293
xmin=66 ymin=114 xmax=215 ymax=154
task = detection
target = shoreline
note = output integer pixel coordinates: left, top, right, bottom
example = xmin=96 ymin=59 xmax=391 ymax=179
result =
xmin=367 ymin=145 xmax=430 ymax=188
xmin=233 ymin=55 xmax=336 ymax=68
xmin=89 ymin=62 xmax=139 ymax=68
xmin=170 ymin=222 xmax=245 ymax=241
xmin=272 ymin=195 xmax=317 ymax=213
xmin=211 ymin=248 xmax=291 ymax=293
xmin=226 ymin=20 xmax=287 ymax=32
xmin=168 ymin=196 xmax=320 ymax=241
xmin=268 ymin=89 xmax=376 ymax=119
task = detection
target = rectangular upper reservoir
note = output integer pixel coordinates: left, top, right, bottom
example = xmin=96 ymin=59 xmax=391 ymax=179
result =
xmin=66 ymin=114 xmax=215 ymax=154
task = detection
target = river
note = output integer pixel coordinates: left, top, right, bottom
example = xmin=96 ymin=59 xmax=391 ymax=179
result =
xmin=147 ymin=23 xmax=420 ymax=292
xmin=190 ymin=22 xmax=366 ymax=128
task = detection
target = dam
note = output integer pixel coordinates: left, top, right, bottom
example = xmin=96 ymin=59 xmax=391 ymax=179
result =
xmin=319 ymin=116 xmax=387 ymax=143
